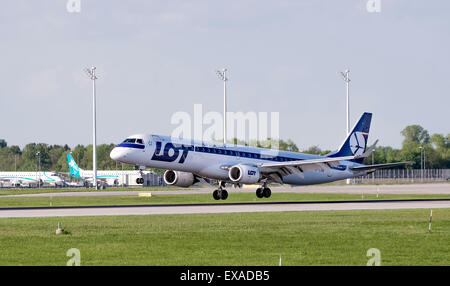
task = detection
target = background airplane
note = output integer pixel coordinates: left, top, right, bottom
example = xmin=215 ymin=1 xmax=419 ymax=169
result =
xmin=67 ymin=153 xmax=147 ymax=187
xmin=0 ymin=171 xmax=64 ymax=187
xmin=110 ymin=112 xmax=412 ymax=200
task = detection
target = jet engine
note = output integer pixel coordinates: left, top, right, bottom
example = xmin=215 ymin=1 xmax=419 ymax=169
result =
xmin=228 ymin=164 xmax=261 ymax=184
xmin=163 ymin=170 xmax=196 ymax=187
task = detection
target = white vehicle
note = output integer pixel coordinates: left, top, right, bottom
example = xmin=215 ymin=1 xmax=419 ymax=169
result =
xmin=0 ymin=171 xmax=64 ymax=187
xmin=110 ymin=112 xmax=411 ymax=200
xmin=67 ymin=153 xmax=146 ymax=186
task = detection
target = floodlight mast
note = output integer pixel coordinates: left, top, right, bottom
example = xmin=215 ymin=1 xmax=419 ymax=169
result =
xmin=85 ymin=67 xmax=98 ymax=190
xmin=216 ymin=69 xmax=228 ymax=145
xmin=340 ymin=69 xmax=350 ymax=185
xmin=340 ymin=69 xmax=350 ymax=135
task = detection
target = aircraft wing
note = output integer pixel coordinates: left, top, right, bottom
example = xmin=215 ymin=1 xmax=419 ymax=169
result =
xmin=259 ymin=141 xmax=377 ymax=171
xmin=258 ymin=155 xmax=367 ymax=181
xmin=260 ymin=154 xmax=356 ymax=171
xmin=256 ymin=141 xmax=377 ymax=182
xmin=350 ymin=161 xmax=413 ymax=172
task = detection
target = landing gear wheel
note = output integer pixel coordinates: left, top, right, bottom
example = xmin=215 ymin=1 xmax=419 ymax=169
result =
xmin=263 ymin=188 xmax=271 ymax=198
xmin=213 ymin=189 xmax=228 ymax=200
xmin=213 ymin=189 xmax=221 ymax=200
xmin=256 ymin=188 xmax=264 ymax=198
xmin=220 ymin=190 xmax=228 ymax=200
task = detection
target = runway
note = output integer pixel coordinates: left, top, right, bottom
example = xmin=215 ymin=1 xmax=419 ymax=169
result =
xmin=1 ymin=199 xmax=449 ymax=218
xmin=1 ymin=183 xmax=449 ymax=198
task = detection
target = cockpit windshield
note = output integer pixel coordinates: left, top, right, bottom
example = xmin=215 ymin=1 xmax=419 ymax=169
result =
xmin=122 ymin=138 xmax=144 ymax=144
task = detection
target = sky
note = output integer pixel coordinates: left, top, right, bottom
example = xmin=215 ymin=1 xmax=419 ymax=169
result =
xmin=0 ymin=0 xmax=449 ymax=151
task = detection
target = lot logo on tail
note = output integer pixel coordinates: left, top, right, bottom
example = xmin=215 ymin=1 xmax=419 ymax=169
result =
xmin=349 ymin=132 xmax=368 ymax=156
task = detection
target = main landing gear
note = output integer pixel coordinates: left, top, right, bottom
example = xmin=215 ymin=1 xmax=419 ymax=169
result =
xmin=256 ymin=184 xmax=271 ymax=198
xmin=213 ymin=181 xmax=228 ymax=200
xmin=212 ymin=182 xmax=272 ymax=200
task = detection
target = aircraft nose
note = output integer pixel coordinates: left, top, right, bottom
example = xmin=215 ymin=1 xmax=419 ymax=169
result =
xmin=110 ymin=147 xmax=125 ymax=161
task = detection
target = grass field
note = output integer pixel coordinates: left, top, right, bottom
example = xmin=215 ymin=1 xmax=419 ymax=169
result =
xmin=0 ymin=209 xmax=449 ymax=266
xmin=0 ymin=186 xmax=182 ymax=196
xmin=0 ymin=192 xmax=450 ymax=208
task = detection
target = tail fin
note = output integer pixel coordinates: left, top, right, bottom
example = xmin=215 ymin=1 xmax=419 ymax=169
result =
xmin=67 ymin=153 xmax=81 ymax=177
xmin=327 ymin=112 xmax=372 ymax=164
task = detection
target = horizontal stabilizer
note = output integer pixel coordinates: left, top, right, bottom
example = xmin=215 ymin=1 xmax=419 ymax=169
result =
xmin=350 ymin=161 xmax=413 ymax=172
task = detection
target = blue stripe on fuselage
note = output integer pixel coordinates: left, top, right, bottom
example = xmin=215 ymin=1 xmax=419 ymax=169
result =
xmin=191 ymin=146 xmax=302 ymax=162
xmin=153 ymin=142 xmax=315 ymax=163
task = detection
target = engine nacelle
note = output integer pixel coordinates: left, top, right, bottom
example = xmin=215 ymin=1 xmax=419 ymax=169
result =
xmin=228 ymin=164 xmax=261 ymax=184
xmin=163 ymin=170 xmax=195 ymax=187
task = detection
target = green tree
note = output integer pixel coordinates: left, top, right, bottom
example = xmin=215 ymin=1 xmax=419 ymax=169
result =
xmin=97 ymin=144 xmax=118 ymax=170
xmin=54 ymin=152 xmax=70 ymax=172
xmin=401 ymin=125 xmax=430 ymax=145
xmin=429 ymin=133 xmax=450 ymax=168
xmin=302 ymin=145 xmax=322 ymax=155
xmin=231 ymin=137 xmax=300 ymax=153
xmin=9 ymin=145 xmax=21 ymax=155
xmin=0 ymin=146 xmax=19 ymax=171
xmin=71 ymin=145 xmax=88 ymax=169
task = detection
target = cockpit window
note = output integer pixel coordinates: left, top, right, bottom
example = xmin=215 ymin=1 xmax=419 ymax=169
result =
xmin=123 ymin=138 xmax=136 ymax=143
xmin=136 ymin=139 xmax=144 ymax=144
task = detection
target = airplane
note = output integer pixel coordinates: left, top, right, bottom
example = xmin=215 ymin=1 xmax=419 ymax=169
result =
xmin=0 ymin=171 xmax=64 ymax=187
xmin=109 ymin=112 xmax=412 ymax=200
xmin=66 ymin=153 xmax=147 ymax=187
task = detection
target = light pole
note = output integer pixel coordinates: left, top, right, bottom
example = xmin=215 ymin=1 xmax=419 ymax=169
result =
xmin=340 ymin=69 xmax=350 ymax=184
xmin=339 ymin=69 xmax=350 ymax=135
xmin=36 ymin=151 xmax=41 ymax=188
xmin=85 ymin=67 xmax=98 ymax=190
xmin=419 ymin=146 xmax=423 ymax=181
xmin=372 ymin=151 xmax=375 ymax=183
xmin=216 ymin=68 xmax=228 ymax=145
xmin=423 ymin=146 xmax=426 ymax=180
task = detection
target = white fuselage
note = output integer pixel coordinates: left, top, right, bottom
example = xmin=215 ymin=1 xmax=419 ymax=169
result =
xmin=111 ymin=134 xmax=367 ymax=186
